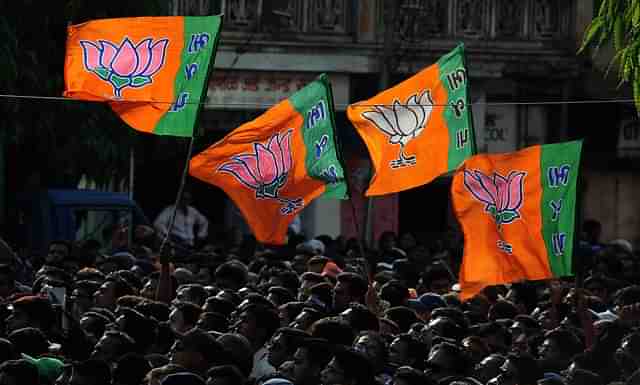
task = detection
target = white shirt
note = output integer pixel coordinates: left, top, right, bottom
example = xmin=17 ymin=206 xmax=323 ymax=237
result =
xmin=153 ymin=205 xmax=208 ymax=246
xmin=251 ymin=345 xmax=275 ymax=380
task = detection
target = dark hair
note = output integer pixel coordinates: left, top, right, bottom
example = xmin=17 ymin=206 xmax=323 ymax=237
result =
xmin=310 ymin=317 xmax=355 ymax=346
xmin=203 ymin=296 xmax=236 ymax=317
xmin=206 ymin=365 xmax=246 ymax=384
xmin=506 ymin=352 xmax=542 ymax=385
xmin=7 ymin=328 xmax=48 ymax=357
xmin=544 ymin=328 xmax=583 ymax=358
xmin=393 ymin=366 xmax=427 ymax=385
xmin=73 ymin=359 xmax=112 ymax=385
xmin=279 ymin=301 xmax=305 ymax=322
xmin=49 ymin=240 xmax=72 ymax=254
xmin=384 ymin=307 xmax=420 ymax=333
xmin=197 ymin=312 xmax=228 ymax=333
xmin=0 ymin=359 xmax=39 ymax=385
xmin=117 ymin=308 xmax=157 ymax=353
xmin=177 ymin=284 xmax=208 ymax=307
xmin=245 ymin=304 xmax=280 ymax=343
xmin=336 ymin=272 xmax=368 ymax=301
xmin=215 ymin=262 xmax=248 ymax=288
xmin=394 ymin=333 xmax=429 ymax=370
xmin=102 ymin=330 xmax=136 ymax=358
xmin=342 ymin=303 xmax=379 ymax=332
xmin=299 ymin=338 xmax=333 ymax=367
xmin=116 ymin=295 xmax=147 ymax=309
xmin=380 ymin=280 xmax=409 ymax=307
xmin=105 ymin=273 xmax=136 ymax=299
xmin=135 ymin=300 xmax=170 ymax=322
xmin=332 ymin=347 xmax=374 ymax=385
xmin=173 ymin=301 xmax=203 ymax=328
xmin=276 ymin=270 xmax=300 ymax=295
xmin=80 ymin=312 xmax=111 ymax=340
xmin=113 ymin=353 xmax=152 ymax=385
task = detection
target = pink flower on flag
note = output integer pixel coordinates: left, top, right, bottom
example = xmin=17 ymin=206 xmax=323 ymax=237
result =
xmin=219 ymin=130 xmax=302 ymax=214
xmin=80 ymin=37 xmax=169 ymax=98
xmin=463 ymin=169 xmax=526 ymax=225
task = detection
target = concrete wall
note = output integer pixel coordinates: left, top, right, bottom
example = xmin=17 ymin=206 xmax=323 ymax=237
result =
xmin=583 ymin=169 xmax=640 ymax=247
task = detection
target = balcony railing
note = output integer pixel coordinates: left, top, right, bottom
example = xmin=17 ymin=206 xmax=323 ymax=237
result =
xmin=171 ymin=0 xmax=572 ymax=42
xmin=393 ymin=0 xmax=572 ymax=42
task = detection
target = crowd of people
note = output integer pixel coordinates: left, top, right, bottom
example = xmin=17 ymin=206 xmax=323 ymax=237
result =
xmin=0 ymin=207 xmax=640 ymax=385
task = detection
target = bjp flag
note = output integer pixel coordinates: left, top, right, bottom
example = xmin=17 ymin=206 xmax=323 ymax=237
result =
xmin=452 ymin=140 xmax=583 ymax=300
xmin=63 ymin=16 xmax=222 ymax=137
xmin=189 ymin=74 xmax=348 ymax=244
xmin=347 ymin=44 xmax=475 ymax=196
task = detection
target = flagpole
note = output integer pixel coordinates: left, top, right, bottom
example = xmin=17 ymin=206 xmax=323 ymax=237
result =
xmin=159 ymin=136 xmax=195 ymax=256
xmin=128 ymin=145 xmax=135 ymax=200
xmin=364 ymin=0 xmax=398 ymax=248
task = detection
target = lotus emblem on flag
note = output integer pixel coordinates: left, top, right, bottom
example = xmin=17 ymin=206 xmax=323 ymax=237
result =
xmin=80 ymin=37 xmax=169 ymax=98
xmin=362 ymin=91 xmax=434 ymax=168
xmin=218 ymin=130 xmax=303 ymax=215
xmin=463 ymin=170 xmax=526 ymax=227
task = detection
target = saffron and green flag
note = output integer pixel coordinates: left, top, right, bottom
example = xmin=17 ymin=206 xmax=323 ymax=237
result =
xmin=451 ymin=140 xmax=583 ymax=300
xmin=63 ymin=16 xmax=222 ymax=137
xmin=347 ymin=44 xmax=475 ymax=196
xmin=190 ymin=74 xmax=347 ymax=244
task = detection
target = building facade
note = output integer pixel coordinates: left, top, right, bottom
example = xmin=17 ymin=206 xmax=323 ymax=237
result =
xmin=172 ymin=0 xmax=640 ymax=247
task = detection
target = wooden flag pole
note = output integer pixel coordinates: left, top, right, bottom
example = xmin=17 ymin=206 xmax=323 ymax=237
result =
xmin=159 ymin=136 xmax=195 ymax=256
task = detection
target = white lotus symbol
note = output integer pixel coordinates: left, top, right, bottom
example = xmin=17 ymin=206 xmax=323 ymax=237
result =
xmin=362 ymin=91 xmax=434 ymax=168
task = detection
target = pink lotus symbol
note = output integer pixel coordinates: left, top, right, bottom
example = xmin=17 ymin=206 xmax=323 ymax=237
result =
xmin=463 ymin=170 xmax=526 ymax=226
xmin=219 ymin=130 xmax=303 ymax=214
xmin=80 ymin=37 xmax=169 ymax=98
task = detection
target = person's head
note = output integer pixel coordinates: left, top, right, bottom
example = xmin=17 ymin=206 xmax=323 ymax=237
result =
xmin=79 ymin=312 xmax=111 ymax=346
xmin=352 ymin=331 xmax=387 ymax=372
xmin=144 ymin=364 xmax=186 ymax=385
xmin=7 ymin=296 xmax=55 ymax=334
xmin=380 ymin=280 xmax=410 ymax=308
xmin=407 ymin=292 xmax=446 ymax=321
xmin=46 ymin=240 xmax=71 ymax=266
xmin=94 ymin=274 xmax=135 ymax=310
xmin=309 ymin=316 xmax=355 ymax=347
xmin=563 ymin=368 xmax=602 ymax=385
xmin=267 ymin=286 xmax=295 ymax=307
xmin=70 ymin=280 xmax=101 ymax=320
xmin=205 ymin=365 xmax=246 ymax=385
xmin=215 ymin=333 xmax=253 ymax=378
xmin=378 ymin=231 xmax=397 ymax=253
xmin=113 ymin=307 xmax=156 ymax=353
xmin=340 ymin=303 xmax=379 ymax=333
xmin=175 ymin=284 xmax=208 ymax=307
xmin=0 ymin=359 xmax=39 ymax=385
xmin=384 ymin=307 xmax=420 ymax=334
xmin=169 ymin=328 xmax=228 ymax=376
xmin=473 ymin=353 xmax=506 ymax=384
xmin=298 ymin=273 xmax=326 ymax=302
xmin=388 ymin=333 xmax=429 ymax=370
xmin=489 ymin=353 xmax=542 ymax=385
xmin=91 ymin=330 xmax=136 ymax=363
xmin=320 ymin=347 xmax=373 ymax=385
xmin=488 ymin=300 xmax=519 ymax=321
xmin=231 ymin=303 xmax=280 ymax=350
xmin=112 ymin=353 xmax=151 ymax=385
xmin=583 ymin=219 xmax=602 ymax=244
xmin=195 ymin=312 xmax=228 ymax=334
xmin=617 ymin=332 xmax=640 ymax=379
xmin=0 ymin=339 xmax=15 ymax=364
xmin=169 ymin=301 xmax=202 ymax=334
xmin=7 ymin=328 xmax=48 ymax=358
xmin=214 ymin=263 xmax=247 ymax=292
xmin=332 ymin=273 xmax=368 ymax=312
xmin=178 ymin=190 xmax=193 ymax=211
xmin=422 ymin=264 xmax=453 ymax=295
xmin=266 ymin=327 xmax=309 ymax=369
xmin=202 ymin=297 xmax=235 ymax=319
xmin=393 ymin=366 xmax=428 ymax=385
xmin=289 ymin=307 xmax=325 ymax=332
xmin=462 ymin=336 xmax=490 ymax=365
xmin=538 ymin=328 xmax=582 ymax=366
xmin=425 ymin=342 xmax=470 ymax=380
xmin=291 ymin=338 xmax=332 ymax=385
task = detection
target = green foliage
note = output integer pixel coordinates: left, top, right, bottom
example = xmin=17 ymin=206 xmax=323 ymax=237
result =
xmin=0 ymin=0 xmax=168 ymax=188
xmin=580 ymin=0 xmax=640 ymax=112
